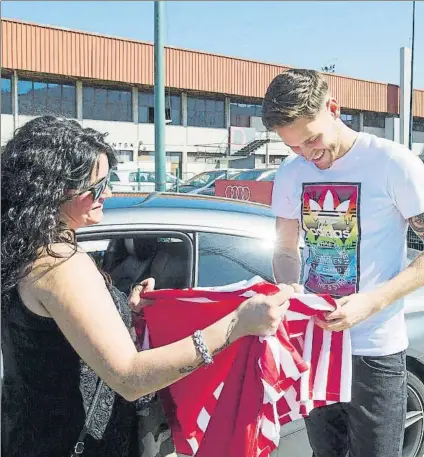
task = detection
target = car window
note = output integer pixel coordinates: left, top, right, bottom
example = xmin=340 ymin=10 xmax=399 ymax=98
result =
xmin=79 ymin=239 xmax=112 ymax=269
xmin=260 ymin=170 xmax=277 ymax=181
xmin=186 ymin=171 xmax=224 ymax=187
xmin=233 ymin=170 xmax=262 ymax=181
xmin=166 ymin=174 xmax=176 ymax=183
xmin=110 ymin=172 xmax=120 ymax=182
xmin=197 ymin=232 xmax=274 ymax=287
xmin=129 ymin=172 xmax=155 ymax=183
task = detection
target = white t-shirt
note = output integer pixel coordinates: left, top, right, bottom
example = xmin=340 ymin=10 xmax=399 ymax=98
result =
xmin=272 ymin=132 xmax=424 ymax=356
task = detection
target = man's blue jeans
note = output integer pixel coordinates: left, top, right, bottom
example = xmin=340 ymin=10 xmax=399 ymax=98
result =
xmin=305 ymin=351 xmax=407 ymax=457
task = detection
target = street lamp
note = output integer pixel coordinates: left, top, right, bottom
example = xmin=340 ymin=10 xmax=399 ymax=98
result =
xmin=408 ymin=0 xmax=416 ymax=151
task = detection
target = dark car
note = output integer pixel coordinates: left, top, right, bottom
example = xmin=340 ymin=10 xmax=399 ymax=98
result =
xmin=232 ymin=168 xmax=278 ymax=182
xmin=173 ymin=169 xmax=242 ymax=195
xmin=77 ymin=193 xmax=424 ymax=457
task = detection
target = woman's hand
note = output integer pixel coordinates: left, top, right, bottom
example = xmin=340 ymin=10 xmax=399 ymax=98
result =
xmin=128 ymin=278 xmax=155 ymax=313
xmin=233 ymin=284 xmax=295 ymax=339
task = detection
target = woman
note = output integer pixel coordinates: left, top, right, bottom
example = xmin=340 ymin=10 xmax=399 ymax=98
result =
xmin=1 ymin=116 xmax=294 ymax=457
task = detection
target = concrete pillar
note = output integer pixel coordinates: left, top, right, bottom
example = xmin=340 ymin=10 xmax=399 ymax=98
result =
xmin=132 ymin=87 xmax=139 ymax=162
xmin=76 ymin=80 xmax=83 ymax=122
xmin=393 ymin=117 xmax=400 ymax=144
xmin=385 ymin=117 xmax=401 ymax=143
xmin=400 ymin=47 xmax=412 ymax=147
xmin=11 ymin=71 xmax=18 ymax=131
xmin=181 ymin=149 xmax=188 ymax=179
xmin=132 ymin=87 xmax=139 ymax=124
xmin=181 ymin=92 xmax=188 ymax=127
xmin=225 ymin=96 xmax=231 ymax=129
xmin=359 ymin=112 xmax=364 ymax=132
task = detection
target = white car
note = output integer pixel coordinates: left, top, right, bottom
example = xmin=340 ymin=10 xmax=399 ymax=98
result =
xmin=110 ymin=169 xmax=184 ymax=193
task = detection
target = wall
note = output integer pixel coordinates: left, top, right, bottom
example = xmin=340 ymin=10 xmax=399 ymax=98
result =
xmin=413 ymin=131 xmax=424 ymax=144
xmin=363 ymin=126 xmax=386 ymax=138
xmin=1 ymin=114 xmax=14 ymax=145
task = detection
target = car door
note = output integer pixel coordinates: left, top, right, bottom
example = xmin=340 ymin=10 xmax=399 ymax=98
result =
xmin=194 ymin=230 xmax=312 ymax=457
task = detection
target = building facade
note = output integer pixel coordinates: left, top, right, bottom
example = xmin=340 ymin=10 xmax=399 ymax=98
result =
xmin=1 ymin=18 xmax=424 ymax=179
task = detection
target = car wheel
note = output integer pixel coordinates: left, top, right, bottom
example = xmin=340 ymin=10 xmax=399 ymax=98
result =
xmin=404 ymin=371 xmax=424 ymax=457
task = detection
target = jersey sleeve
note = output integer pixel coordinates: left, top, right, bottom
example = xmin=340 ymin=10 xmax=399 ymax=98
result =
xmin=387 ymin=147 xmax=424 ymax=220
xmin=271 ymin=159 xmax=301 ymax=220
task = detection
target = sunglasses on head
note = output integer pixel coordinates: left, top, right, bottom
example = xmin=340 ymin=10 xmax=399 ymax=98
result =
xmin=86 ymin=171 xmax=111 ymax=202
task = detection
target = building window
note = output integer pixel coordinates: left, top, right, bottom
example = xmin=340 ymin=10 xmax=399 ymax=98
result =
xmin=115 ymin=150 xmax=133 ymax=163
xmin=1 ymin=77 xmax=12 ymax=114
xmin=18 ymin=79 xmax=76 ymax=117
xmin=138 ymin=91 xmax=181 ymax=125
xmin=83 ymin=86 xmax=132 ymax=122
xmin=341 ymin=113 xmax=353 ymax=125
xmin=413 ymin=117 xmax=424 ymax=133
xmin=364 ymin=112 xmax=385 ymax=129
xmin=187 ymin=96 xmax=225 ymax=128
xmin=340 ymin=111 xmax=360 ymax=131
xmin=230 ymin=102 xmax=262 ymax=127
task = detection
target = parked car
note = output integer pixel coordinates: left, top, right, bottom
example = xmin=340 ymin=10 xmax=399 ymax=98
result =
xmin=173 ymin=169 xmax=243 ymax=195
xmin=110 ymin=169 xmax=184 ymax=193
xmin=232 ymin=168 xmax=278 ymax=182
xmin=78 ymin=193 xmax=424 ymax=457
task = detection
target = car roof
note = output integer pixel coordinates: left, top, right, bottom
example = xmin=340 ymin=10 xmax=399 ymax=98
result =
xmin=86 ymin=192 xmax=276 ymax=239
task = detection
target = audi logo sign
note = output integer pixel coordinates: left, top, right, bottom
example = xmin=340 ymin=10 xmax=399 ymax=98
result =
xmin=224 ymin=185 xmax=251 ymax=201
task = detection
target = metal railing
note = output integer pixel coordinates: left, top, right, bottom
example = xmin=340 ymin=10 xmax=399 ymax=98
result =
xmin=407 ymin=228 xmax=423 ymax=251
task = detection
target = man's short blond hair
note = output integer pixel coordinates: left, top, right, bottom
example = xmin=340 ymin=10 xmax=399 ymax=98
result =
xmin=262 ymin=69 xmax=329 ymax=130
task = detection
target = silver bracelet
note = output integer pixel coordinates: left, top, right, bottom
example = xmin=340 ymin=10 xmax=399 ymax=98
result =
xmin=192 ymin=330 xmax=214 ymax=366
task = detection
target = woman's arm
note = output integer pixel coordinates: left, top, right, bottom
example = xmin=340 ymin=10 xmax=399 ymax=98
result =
xmin=28 ymin=248 xmax=292 ymax=401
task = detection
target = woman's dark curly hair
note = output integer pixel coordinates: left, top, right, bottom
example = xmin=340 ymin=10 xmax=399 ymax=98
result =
xmin=1 ymin=115 xmax=117 ymax=307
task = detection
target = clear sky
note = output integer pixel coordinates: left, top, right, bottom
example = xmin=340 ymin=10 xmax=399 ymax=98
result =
xmin=2 ymin=0 xmax=423 ymax=88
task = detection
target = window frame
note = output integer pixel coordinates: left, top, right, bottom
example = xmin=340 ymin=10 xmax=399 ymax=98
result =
xmin=77 ymin=229 xmax=195 ymax=289
xmin=138 ymin=90 xmax=182 ymax=125
xmin=363 ymin=112 xmax=386 ymax=129
xmin=1 ymin=76 xmax=13 ymax=114
xmin=187 ymin=95 xmax=225 ymax=128
xmin=17 ymin=77 xmax=77 ymax=118
xmin=230 ymin=101 xmax=263 ymax=127
xmin=413 ymin=117 xmax=424 ymax=133
xmin=82 ymin=85 xmax=132 ymax=122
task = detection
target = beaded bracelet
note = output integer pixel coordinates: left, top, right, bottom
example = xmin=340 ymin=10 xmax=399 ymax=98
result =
xmin=192 ymin=330 xmax=214 ymax=366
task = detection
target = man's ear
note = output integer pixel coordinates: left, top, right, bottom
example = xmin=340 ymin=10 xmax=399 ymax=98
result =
xmin=327 ymin=97 xmax=340 ymax=119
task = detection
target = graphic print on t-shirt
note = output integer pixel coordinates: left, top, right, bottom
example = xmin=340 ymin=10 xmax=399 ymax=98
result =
xmin=301 ymin=183 xmax=361 ymax=297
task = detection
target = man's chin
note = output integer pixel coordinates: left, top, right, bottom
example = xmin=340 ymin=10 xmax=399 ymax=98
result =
xmin=313 ymin=156 xmax=333 ymax=170
xmin=315 ymin=161 xmax=333 ymax=170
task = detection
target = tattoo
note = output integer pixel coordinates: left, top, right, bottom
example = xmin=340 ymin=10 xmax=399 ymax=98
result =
xmin=212 ymin=317 xmax=237 ymax=356
xmin=179 ymin=318 xmax=237 ymax=374
xmin=179 ymin=363 xmax=202 ymax=374
xmin=409 ymin=213 xmax=424 ymax=241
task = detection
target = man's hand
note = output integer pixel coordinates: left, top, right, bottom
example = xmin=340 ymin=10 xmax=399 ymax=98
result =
xmin=128 ymin=278 xmax=155 ymax=313
xmin=315 ymin=292 xmax=381 ymax=332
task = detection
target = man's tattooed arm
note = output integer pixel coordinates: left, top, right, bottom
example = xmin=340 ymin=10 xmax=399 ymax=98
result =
xmin=409 ymin=212 xmax=424 ymax=242
xmin=178 ymin=318 xmax=238 ymax=374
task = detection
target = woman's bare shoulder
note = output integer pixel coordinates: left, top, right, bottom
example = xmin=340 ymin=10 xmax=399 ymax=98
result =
xmin=25 ymin=243 xmax=97 ymax=289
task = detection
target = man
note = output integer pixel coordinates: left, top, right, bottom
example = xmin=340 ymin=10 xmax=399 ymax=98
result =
xmin=262 ymin=68 xmax=424 ymax=457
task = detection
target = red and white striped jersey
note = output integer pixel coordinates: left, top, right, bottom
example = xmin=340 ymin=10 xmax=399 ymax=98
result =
xmin=137 ymin=277 xmax=352 ymax=457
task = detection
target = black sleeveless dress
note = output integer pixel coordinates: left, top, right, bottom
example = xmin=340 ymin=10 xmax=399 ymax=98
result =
xmin=1 ymin=285 xmax=138 ymax=457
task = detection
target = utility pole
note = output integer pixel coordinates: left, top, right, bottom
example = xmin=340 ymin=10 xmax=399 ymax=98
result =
xmin=408 ymin=0 xmax=416 ymax=151
xmin=154 ymin=0 xmax=166 ymax=192
xmin=265 ymin=131 xmax=270 ymax=167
